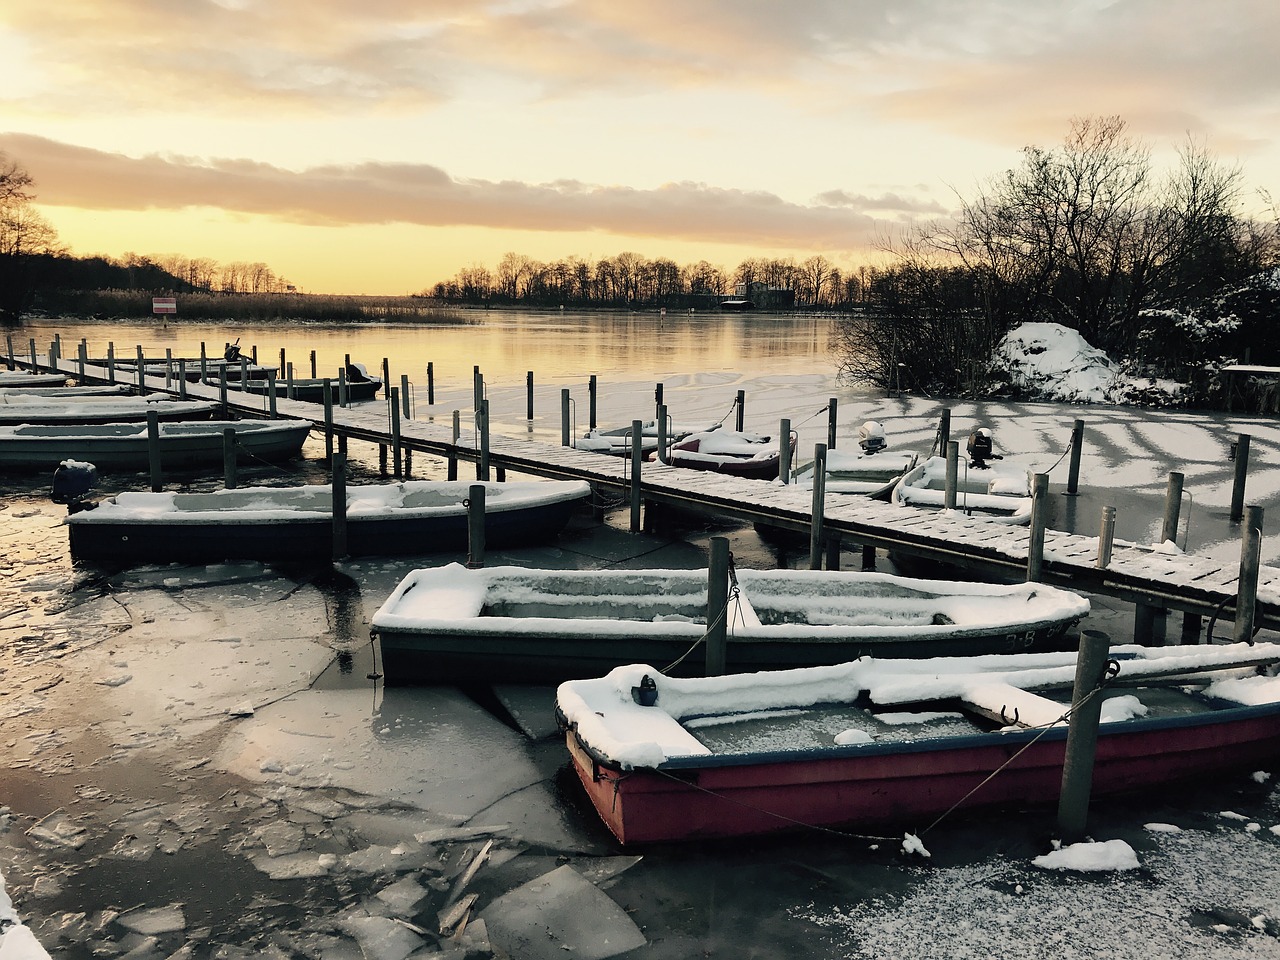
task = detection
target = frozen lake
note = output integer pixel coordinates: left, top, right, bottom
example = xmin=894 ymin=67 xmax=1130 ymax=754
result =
xmin=2 ymin=313 xmax=1280 ymax=959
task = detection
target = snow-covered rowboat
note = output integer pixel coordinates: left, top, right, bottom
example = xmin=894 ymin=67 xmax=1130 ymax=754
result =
xmin=370 ymin=564 xmax=1090 ymax=684
xmin=64 ymin=479 xmax=592 ymax=563
xmin=0 ymin=394 xmax=219 ymax=425
xmin=557 ymin=643 xmax=1280 ymax=843
xmin=658 ymin=429 xmax=792 ymax=481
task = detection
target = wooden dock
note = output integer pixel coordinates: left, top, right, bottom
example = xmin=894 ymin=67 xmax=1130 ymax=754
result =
xmin=36 ymin=356 xmax=1280 ymax=637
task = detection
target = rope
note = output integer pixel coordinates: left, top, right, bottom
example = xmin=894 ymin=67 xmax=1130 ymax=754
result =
xmin=1037 ymin=423 xmax=1079 ymax=475
xmin=660 ymin=553 xmax=742 ymax=674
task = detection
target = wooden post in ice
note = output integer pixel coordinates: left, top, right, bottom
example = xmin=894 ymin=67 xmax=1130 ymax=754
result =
xmin=27 ymin=338 xmax=36 ymax=372
xmin=401 ymin=375 xmax=411 ymax=419
xmin=426 ymin=362 xmax=435 ymax=406
xmin=338 ymin=367 xmax=349 ymax=408
xmin=136 ymin=345 xmax=146 ymax=395
xmin=144 ymin=410 xmax=163 ymax=492
xmin=222 ymin=427 xmax=237 ymax=489
xmin=936 ymin=408 xmax=951 ymax=455
xmin=526 ymin=371 xmax=534 ymax=421
xmin=390 ymin=387 xmax=403 ymax=479
xmin=589 ymin=374 xmax=598 ymax=430
xmin=1230 ymin=434 xmax=1250 ymax=523
xmin=944 ymin=440 xmax=959 ymax=510
xmin=331 ymin=453 xmax=348 ymax=560
xmin=706 ymin=536 xmax=730 ymax=677
xmin=286 ymin=362 xmax=296 ymax=400
xmin=218 ymin=371 xmax=229 ymax=412
xmin=477 ymin=398 xmax=490 ymax=482
xmin=827 ymin=397 xmax=838 ymax=449
xmin=323 ymin=384 xmax=334 ymax=463
xmin=107 ymin=342 xmax=116 ymax=383
xmin=654 ymin=382 xmax=663 ymax=421
xmin=629 ymin=419 xmax=643 ymax=533
xmin=240 ymin=356 xmax=249 ymax=389
xmin=1234 ymin=505 xmax=1263 ymax=644
xmin=779 ymin=418 xmax=792 ymax=483
xmin=76 ymin=341 xmax=87 ymax=385
xmin=1026 ymin=473 xmax=1049 ymax=583
xmin=560 ymin=389 xmax=571 ymax=446
xmin=1057 ymin=628 xmax=1111 ymax=842
xmin=808 ymin=443 xmax=827 ymax=570
xmin=310 ymin=349 xmax=317 ymax=378
xmin=265 ymin=372 xmax=277 ymax=417
xmin=448 ymin=410 xmax=460 ymax=481
xmin=735 ymin=390 xmax=745 ymax=432
xmin=1066 ymin=419 xmax=1084 ymax=495
xmin=178 ymin=361 xmax=188 ymax=400
xmin=467 ymin=484 xmax=486 ymax=569
xmin=279 ymin=347 xmax=286 ymax=379
xmin=3 ymin=334 xmax=13 ymax=370
xmin=656 ymin=404 xmax=668 ymax=464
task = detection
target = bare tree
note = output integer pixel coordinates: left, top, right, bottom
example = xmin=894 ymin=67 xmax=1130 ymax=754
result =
xmin=0 ymin=153 xmax=61 ymax=324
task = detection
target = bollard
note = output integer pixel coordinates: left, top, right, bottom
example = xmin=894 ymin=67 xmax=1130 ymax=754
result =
xmin=706 ymin=537 xmax=730 ymax=676
xmin=589 ymin=374 xmax=598 ymax=430
xmin=861 ymin=544 xmax=876 ymax=571
xmin=1066 ymin=419 xmax=1084 ymax=495
xmin=560 ymin=388 xmax=571 ymax=446
xmin=735 ymin=389 xmax=745 ymax=432
xmin=147 ymin=410 xmax=162 ymax=492
xmin=656 ymin=404 xmax=668 ymax=464
xmin=331 ymin=453 xmax=348 ymax=560
xmin=827 ymin=397 xmax=838 ymax=449
xmin=527 ymin=371 xmax=535 ymax=421
xmin=466 ymin=484 xmax=486 ymax=569
xmin=1234 ymin=505 xmax=1263 ymax=644
xmin=1161 ymin=472 xmax=1184 ymax=547
xmin=944 ymin=440 xmax=959 ymax=510
xmin=477 ymin=398 xmax=490 ymax=481
xmin=323 ymin=382 xmax=334 ymax=462
xmin=809 ymin=443 xmax=827 ymax=570
xmin=1096 ymin=505 xmax=1116 ymax=568
xmin=390 ymin=387 xmax=403 ymax=478
xmin=426 ymin=361 xmax=435 ymax=405
xmin=629 ymin=420 xmax=643 ymax=533
xmin=1230 ymin=434 xmax=1250 ymax=523
xmin=1056 ymin=629 xmax=1111 ymax=842
xmin=1026 ymin=473 xmax=1049 ymax=582
xmin=448 ymin=410 xmax=461 ymax=481
xmin=384 ymin=358 xmax=392 ymax=400
xmin=779 ymin=418 xmax=792 ymax=483
xmin=472 ymin=364 xmax=481 ymax=413
xmin=199 ymin=344 xmax=207 ymax=382
xmin=222 ymin=427 xmax=237 ymax=489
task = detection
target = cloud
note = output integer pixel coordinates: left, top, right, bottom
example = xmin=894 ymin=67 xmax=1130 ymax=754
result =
xmin=2 ymin=133 xmax=918 ymax=250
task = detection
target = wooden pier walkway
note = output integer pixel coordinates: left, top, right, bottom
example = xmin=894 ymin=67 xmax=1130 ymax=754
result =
xmin=41 ymin=357 xmax=1280 ymax=636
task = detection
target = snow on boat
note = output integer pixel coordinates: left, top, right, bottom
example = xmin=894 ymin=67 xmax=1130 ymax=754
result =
xmin=0 ymin=371 xmax=68 ymax=388
xmin=891 ymin=426 xmax=1036 ymax=524
xmin=64 ymin=479 xmax=592 ymax=563
xmin=370 ymin=564 xmax=1090 ymax=684
xmin=574 ymin=420 xmax=720 ymax=456
xmin=791 ymin=421 xmax=920 ymax=500
xmin=0 ymin=394 xmax=219 ymax=425
xmin=224 ymin=364 xmax=383 ymax=403
xmin=0 ymin=384 xmax=131 ymax=398
xmin=658 ymin=429 xmax=792 ymax=481
xmin=556 ymin=643 xmax=1280 ymax=844
xmin=0 ymin=419 xmax=311 ymax=473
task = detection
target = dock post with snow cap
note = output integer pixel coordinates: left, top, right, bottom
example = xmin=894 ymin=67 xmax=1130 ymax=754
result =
xmin=706 ymin=536 xmax=730 ymax=676
xmin=1057 ymin=628 xmax=1111 ymax=842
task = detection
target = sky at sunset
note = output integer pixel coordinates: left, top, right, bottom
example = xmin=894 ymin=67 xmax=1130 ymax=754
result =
xmin=2 ymin=1 xmax=1279 ymax=295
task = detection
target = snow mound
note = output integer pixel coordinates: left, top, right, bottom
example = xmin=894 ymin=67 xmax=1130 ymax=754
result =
xmin=994 ymin=323 xmax=1120 ymax=403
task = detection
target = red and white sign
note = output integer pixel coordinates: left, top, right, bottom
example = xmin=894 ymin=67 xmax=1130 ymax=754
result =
xmin=152 ymin=297 xmax=177 ymax=315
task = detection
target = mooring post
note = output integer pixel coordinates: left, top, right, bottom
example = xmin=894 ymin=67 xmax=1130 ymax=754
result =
xmin=338 ymin=367 xmax=349 ymax=408
xmin=735 ymin=390 xmax=745 ymax=432
xmin=309 ymin=350 xmax=317 ymax=378
xmin=323 ymin=383 xmax=334 ymax=462
xmin=146 ymin=410 xmax=162 ymax=492
xmin=218 ymin=372 xmax=229 ymax=413
xmin=384 ymin=358 xmax=393 ymax=401
xmin=1230 ymin=434 xmax=1251 ymax=523
xmin=3 ymin=334 xmax=12 ymax=370
xmin=589 ymin=374 xmax=598 ymax=430
xmin=222 ymin=427 xmax=237 ymax=489
xmin=1096 ymin=505 xmax=1116 ymax=568
xmin=472 ymin=364 xmax=482 ymax=414
xmin=284 ymin=361 xmax=295 ymax=400
xmin=861 ymin=544 xmax=876 ymax=571
xmin=263 ymin=371 xmax=276 ymax=417
xmin=477 ymin=399 xmax=490 ymax=481
xmin=825 ymin=536 xmax=841 ymax=571
xmin=178 ymin=361 xmax=188 ymax=400
xmin=240 ymin=355 xmax=248 ymax=388
xmin=1161 ymin=472 xmax=1184 ymax=547
xmin=389 ymin=387 xmax=402 ymax=478
xmin=279 ymin=347 xmax=286 ymax=379
xmin=1026 ymin=472 xmax=1049 ymax=582
xmin=1066 ymin=419 xmax=1085 ymax=495
xmin=379 ymin=442 xmax=388 ymax=477
xmin=655 ymin=382 xmax=664 ymax=421
xmin=706 ymin=536 xmax=730 ymax=677
xmin=656 ymin=404 xmax=668 ymax=464
xmin=526 ymin=371 xmax=534 ymax=421
xmin=629 ymin=420 xmax=643 ymax=533
xmin=164 ymin=348 xmax=173 ymax=390
xmin=448 ymin=410 xmax=460 ymax=481
xmin=1057 ymin=629 xmax=1111 ymax=842
xmin=944 ymin=440 xmax=959 ymax=510
xmin=77 ymin=341 xmax=87 ymax=384
xmin=136 ymin=345 xmax=146 ymax=395
xmin=27 ymin=338 xmax=36 ymax=371
xmin=426 ymin=362 xmax=435 ymax=405
xmin=467 ymin=484 xmax=487 ymax=569
xmin=1234 ymin=505 xmax=1263 ymax=644
xmin=827 ymin=397 xmax=838 ymax=449
xmin=401 ymin=374 xmax=410 ymax=419
xmin=199 ymin=343 xmax=207 ymax=382
xmin=107 ymin=342 xmax=116 ymax=383
xmin=809 ymin=443 xmax=827 ymax=570
xmin=331 ymin=452 xmax=348 ymax=560
xmin=560 ymin=389 xmax=571 ymax=446
xmin=937 ymin=408 xmax=951 ymax=455
xmin=779 ymin=418 xmax=792 ymax=483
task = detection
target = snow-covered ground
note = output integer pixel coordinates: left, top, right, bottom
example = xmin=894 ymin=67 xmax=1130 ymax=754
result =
xmin=2 ymin=321 xmax=1280 ymax=959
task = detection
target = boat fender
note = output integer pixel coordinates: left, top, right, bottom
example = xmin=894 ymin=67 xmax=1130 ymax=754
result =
xmin=631 ymin=674 xmax=659 ymax=707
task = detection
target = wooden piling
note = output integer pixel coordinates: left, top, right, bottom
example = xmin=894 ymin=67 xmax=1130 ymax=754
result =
xmin=310 ymin=349 xmax=317 ymax=378
xmin=779 ymin=418 xmax=792 ymax=483
xmin=706 ymin=536 xmax=730 ymax=677
xmin=1026 ymin=472 xmax=1049 ymax=582
xmin=809 ymin=443 xmax=827 ymax=570
xmin=1235 ymin=505 xmax=1263 ymax=644
xmin=827 ymin=397 xmax=838 ymax=449
xmin=136 ymin=345 xmax=146 ymax=395
xmin=323 ymin=383 xmax=334 ymax=463
xmin=1230 ymin=434 xmax=1250 ymax=523
xmin=467 ymin=484 xmax=486 ymax=569
xmin=1161 ymin=472 xmax=1184 ymax=547
xmin=331 ymin=453 xmax=348 ymax=560
xmin=426 ymin=362 xmax=435 ymax=405
xmin=657 ymin=404 xmax=668 ymax=464
xmin=735 ymin=390 xmax=745 ymax=432
xmin=589 ymin=374 xmax=598 ymax=430
xmin=338 ymin=368 xmax=349 ymax=407
xmin=944 ymin=440 xmax=959 ymax=510
xmin=1066 ymin=419 xmax=1084 ymax=495
xmin=286 ymin=362 xmax=295 ymax=400
xmin=655 ymin=382 xmax=664 ymax=420
xmin=390 ymin=387 xmax=403 ymax=478
xmin=448 ymin=410 xmax=460 ymax=481
xmin=630 ymin=420 xmax=643 ymax=533
xmin=222 ymin=427 xmax=237 ymax=489
xmin=560 ymin=389 xmax=571 ymax=446
xmin=1056 ymin=629 xmax=1111 ymax=842
xmin=527 ymin=371 xmax=535 ymax=421
xmin=146 ymin=410 xmax=162 ymax=492
xmin=937 ymin=408 xmax=951 ymax=455
xmin=401 ymin=374 xmax=410 ymax=419
xmin=178 ymin=361 xmax=188 ymax=399
xmin=477 ymin=399 xmax=490 ymax=482
xmin=76 ymin=341 xmax=87 ymax=384
xmin=107 ymin=342 xmax=115 ymax=383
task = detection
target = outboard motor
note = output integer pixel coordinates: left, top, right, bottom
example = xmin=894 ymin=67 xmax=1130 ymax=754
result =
xmin=51 ymin=460 xmax=99 ymax=514
xmin=224 ymin=339 xmax=242 ymax=363
xmin=346 ymin=362 xmax=371 ymax=384
xmin=967 ymin=427 xmax=1001 ymax=469
xmin=857 ymin=420 xmax=888 ymax=455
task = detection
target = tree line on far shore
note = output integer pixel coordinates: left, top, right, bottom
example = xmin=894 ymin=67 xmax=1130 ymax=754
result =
xmin=4 ymin=115 xmax=1279 ymax=407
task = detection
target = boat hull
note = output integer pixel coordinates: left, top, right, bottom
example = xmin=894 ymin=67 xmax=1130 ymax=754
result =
xmin=65 ymin=480 xmax=590 ymax=563
xmin=230 ymin=377 xmax=382 ymax=403
xmin=0 ymin=420 xmax=311 ymax=472
xmin=0 ymin=400 xmax=219 ymax=425
xmin=567 ymin=702 xmax=1280 ymax=845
